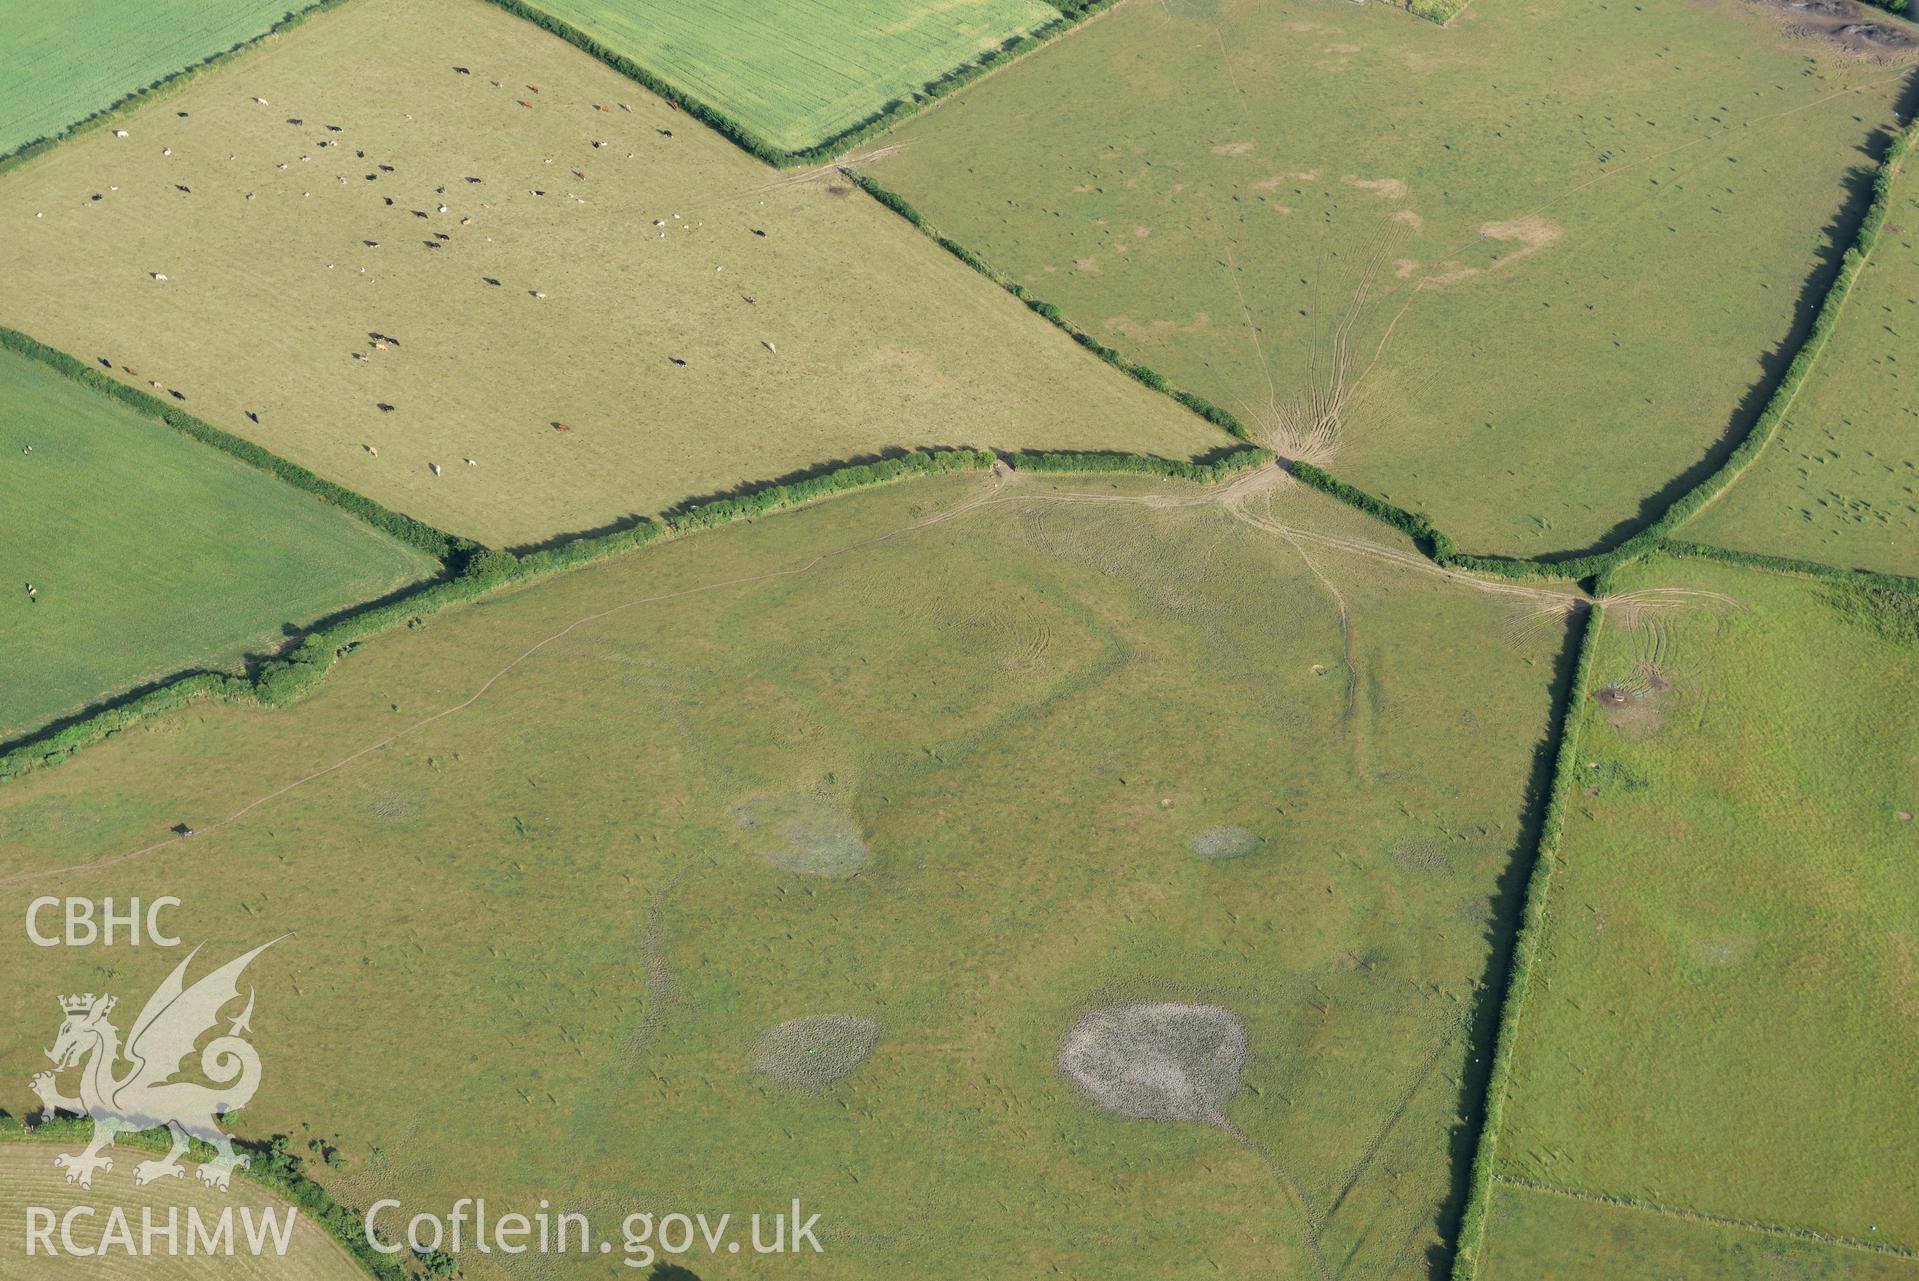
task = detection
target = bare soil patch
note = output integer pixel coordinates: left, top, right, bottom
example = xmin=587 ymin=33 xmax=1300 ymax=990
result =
xmin=1344 ymin=176 xmax=1409 ymax=199
xmin=1593 ymin=666 xmax=1673 ymax=739
xmin=1760 ymin=0 xmax=1919 ymax=56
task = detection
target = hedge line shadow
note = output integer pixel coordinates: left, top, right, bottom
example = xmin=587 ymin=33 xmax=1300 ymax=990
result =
xmin=1427 ymin=604 xmax=1587 ymax=1278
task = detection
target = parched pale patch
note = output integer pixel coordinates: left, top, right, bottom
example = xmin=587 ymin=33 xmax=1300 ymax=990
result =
xmin=1394 ymin=258 xmax=1421 ymax=279
xmin=1421 ymin=217 xmax=1565 ymax=289
xmin=1105 ymin=311 xmax=1216 ymax=340
xmin=730 ymin=777 xmax=871 ymax=878
xmin=1059 ymin=1002 xmax=1249 ymax=1124
xmin=749 ymin=1015 xmax=883 ymax=1091
xmin=1392 ymin=208 xmax=1424 ymax=229
xmin=1211 ymin=141 xmax=1258 ymax=156
xmin=1189 ymin=825 xmax=1261 ymax=859
xmin=1480 ymin=215 xmax=1565 ymax=264
xmin=1343 ymin=176 xmax=1409 ymax=199
xmin=1424 ymin=263 xmax=1479 ymax=287
xmin=1326 ymin=42 xmax=1362 ymax=53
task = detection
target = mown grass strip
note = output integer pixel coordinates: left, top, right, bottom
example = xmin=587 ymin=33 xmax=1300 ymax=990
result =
xmin=1 ymin=1116 xmax=389 ymax=1279
xmin=0 ymin=0 xmax=348 ymax=180
xmin=1449 ymin=598 xmax=1603 ymax=1279
xmin=480 ymin=0 xmax=1126 ymax=167
xmin=842 ymin=168 xmax=1249 ymax=439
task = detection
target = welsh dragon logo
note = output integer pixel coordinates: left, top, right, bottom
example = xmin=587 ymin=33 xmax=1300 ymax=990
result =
xmin=29 ymin=938 xmax=282 ymax=1192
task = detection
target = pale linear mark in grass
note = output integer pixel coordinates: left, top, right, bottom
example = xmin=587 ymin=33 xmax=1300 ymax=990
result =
xmin=1492 ymin=1172 xmax=1919 ymax=1262
xmin=627 ymin=855 xmax=704 ymax=1062
xmin=0 ymin=469 xmax=1012 ymax=891
xmin=1324 ymin=1011 xmax=1465 ymax=1235
xmin=6 ymin=470 xmax=1731 ymax=894
xmin=1276 ymin=524 xmax=1360 ymax=724
xmin=1204 ymin=22 xmax=1412 ymax=465
xmin=1222 ymin=239 xmax=1284 ymax=428
xmin=1229 ymin=232 xmax=1405 ymax=466
xmin=1215 ymin=1115 xmax=1335 ymax=1281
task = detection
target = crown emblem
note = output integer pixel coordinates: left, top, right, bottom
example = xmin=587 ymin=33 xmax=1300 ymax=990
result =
xmin=60 ymin=993 xmax=113 ymax=1016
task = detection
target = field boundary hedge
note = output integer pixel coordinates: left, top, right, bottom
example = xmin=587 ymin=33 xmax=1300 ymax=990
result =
xmin=1006 ymin=444 xmax=1273 ymax=482
xmin=1405 ymin=0 xmax=1472 ymax=25
xmin=1449 ymin=599 xmax=1603 ymax=1279
xmin=1660 ymin=539 xmax=1919 ymax=595
xmin=1 ymin=1116 xmax=391 ymax=1279
xmin=0 ymin=326 xmax=462 ymax=563
xmin=479 ymin=0 xmax=1128 ymax=168
xmin=1290 ymin=118 xmax=1919 ymax=588
xmin=0 ymin=0 xmax=349 ymax=179
xmin=1 ymin=443 xmax=1270 ymax=783
xmin=842 ymin=169 xmax=1249 ymax=440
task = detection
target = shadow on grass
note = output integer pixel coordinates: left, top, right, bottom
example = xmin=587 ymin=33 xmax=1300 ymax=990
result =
xmin=0 ymin=566 xmax=457 ymax=763
xmin=1426 ymin=603 xmax=1588 ymax=1278
xmin=1533 ymin=73 xmax=1919 ymax=567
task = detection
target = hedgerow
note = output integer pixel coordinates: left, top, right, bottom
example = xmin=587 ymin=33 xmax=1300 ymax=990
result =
xmin=842 ymin=169 xmax=1249 ymax=441
xmin=1295 ymin=120 xmax=1919 ymax=592
xmin=1405 ymin=0 xmax=1470 ymax=23
xmin=669 ymin=449 xmax=994 ymax=530
xmin=1288 ymin=463 xmax=1455 ymax=560
xmin=0 ymin=439 xmax=1278 ymax=784
xmin=1449 ymin=121 xmax=1918 ymax=1280
xmin=0 ymin=326 xmax=460 ymax=562
xmin=1007 ymin=445 xmax=1273 ymax=483
xmin=1660 ymin=539 xmax=1919 ymax=595
xmin=3 ymin=1114 xmax=403 ymax=1279
xmin=1450 ymin=599 xmax=1602 ymax=1279
xmin=479 ymin=0 xmax=1122 ymax=169
xmin=1 ymin=451 xmax=1009 ymax=782
xmin=0 ymin=0 xmax=348 ymax=179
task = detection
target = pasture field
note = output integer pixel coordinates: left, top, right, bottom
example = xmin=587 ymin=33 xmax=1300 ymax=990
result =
xmin=0 ymin=0 xmax=1230 ymax=551
xmin=864 ymin=0 xmax=1915 ymax=559
xmin=1479 ymin=1181 xmax=1919 ymax=1281
xmin=0 ymin=0 xmax=303 ymax=161
xmin=1688 ymin=146 xmax=1919 ymax=577
xmin=0 ymin=469 xmax=1572 ymax=1279
xmin=1482 ymin=557 xmax=1919 ymax=1260
xmin=0 ymin=1140 xmax=363 ymax=1279
xmin=0 ymin=344 xmax=437 ymax=745
xmin=509 ymin=0 xmax=1061 ymax=153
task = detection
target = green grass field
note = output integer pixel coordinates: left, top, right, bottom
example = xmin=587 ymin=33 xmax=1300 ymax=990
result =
xmin=1480 ymin=1180 xmax=1919 ymax=1281
xmin=0 ymin=0 xmax=305 ymax=160
xmin=1687 ymin=148 xmax=1919 ymax=577
xmin=1482 ymin=557 xmax=1919 ymax=1258
xmin=513 ymin=0 xmax=1061 ymax=153
xmin=0 ymin=468 xmax=1570 ymax=1279
xmin=0 ymin=1140 xmax=363 ymax=1279
xmin=0 ymin=345 xmax=436 ymax=745
xmin=0 ymin=0 xmax=1230 ymax=551
xmin=865 ymin=0 xmax=1913 ymax=559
